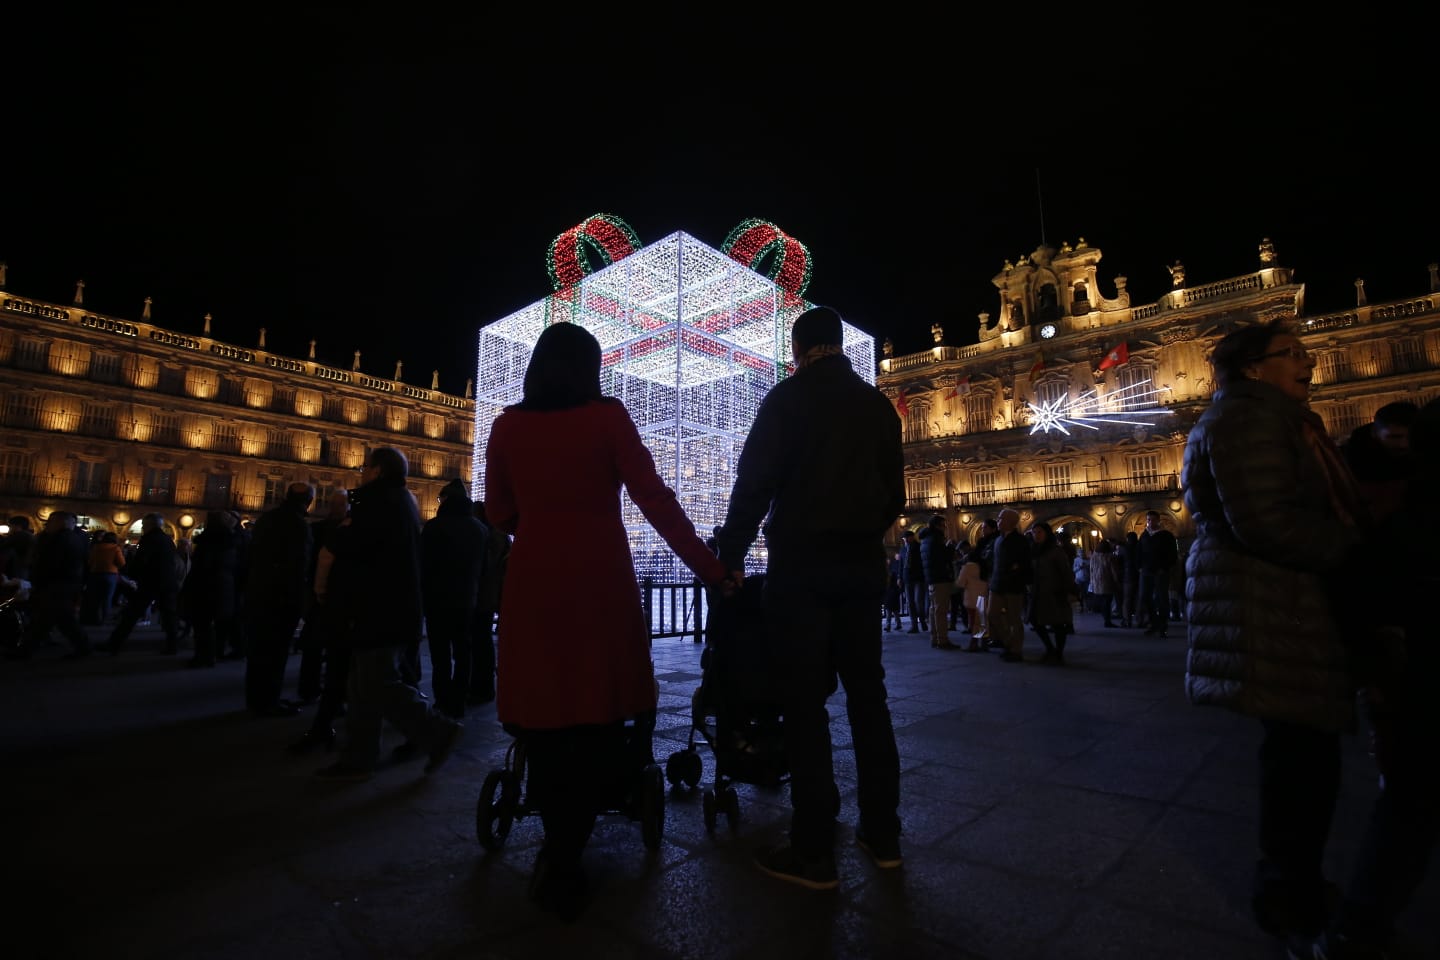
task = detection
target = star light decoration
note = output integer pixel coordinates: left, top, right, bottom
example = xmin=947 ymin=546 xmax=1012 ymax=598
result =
xmin=1026 ymin=379 xmax=1173 ymax=435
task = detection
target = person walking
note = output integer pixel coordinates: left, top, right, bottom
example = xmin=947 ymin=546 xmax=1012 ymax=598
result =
xmin=315 ymin=448 xmax=464 ymax=782
xmin=1138 ymin=510 xmax=1178 ymax=637
xmin=987 ymin=508 xmax=1032 ymax=663
xmin=21 ymin=511 xmax=91 ymax=659
xmin=102 ymin=513 xmax=181 ymax=656
xmin=243 ymin=483 xmax=315 ymax=717
xmin=1181 ymin=321 xmax=1367 ymax=957
xmin=1026 ymin=521 xmax=1075 ymax=665
xmin=421 ymin=478 xmax=487 ymax=719
xmin=715 ymin=305 xmax=905 ymax=890
xmin=295 ymin=488 xmax=350 ymax=705
xmin=485 ymin=322 xmax=727 ymax=917
xmin=181 ymin=510 xmax=240 ymax=669
xmin=82 ymin=531 xmax=125 ymax=626
xmin=1088 ymin=538 xmax=1119 ymax=628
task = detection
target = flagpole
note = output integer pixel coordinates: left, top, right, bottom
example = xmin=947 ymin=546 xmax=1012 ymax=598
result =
xmin=1035 ymin=167 xmax=1046 ymax=248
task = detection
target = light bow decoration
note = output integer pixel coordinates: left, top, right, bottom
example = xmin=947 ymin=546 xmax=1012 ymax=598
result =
xmin=546 ymin=214 xmax=642 ymax=290
xmin=1027 ymin=379 xmax=1173 ymax=435
xmin=721 ymin=218 xmax=813 ymax=297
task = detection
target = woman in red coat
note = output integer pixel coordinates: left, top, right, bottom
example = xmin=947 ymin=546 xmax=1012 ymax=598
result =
xmin=484 ymin=321 xmax=728 ymax=916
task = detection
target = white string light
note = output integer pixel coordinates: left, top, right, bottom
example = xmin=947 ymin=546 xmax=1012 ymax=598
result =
xmin=1027 ymin=379 xmax=1172 ymax=435
xmin=474 ymin=230 xmax=875 ymax=580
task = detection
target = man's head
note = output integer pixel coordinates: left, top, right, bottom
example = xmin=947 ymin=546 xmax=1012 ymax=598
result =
xmin=1145 ymin=509 xmax=1162 ymax=532
xmin=363 ymin=447 xmax=409 ymax=486
xmin=790 ymin=306 xmax=844 ymax=366
xmin=982 ymin=517 xmax=999 ymax=535
xmin=142 ymin=513 xmax=166 ymax=535
xmin=1372 ymin=401 xmax=1419 ymax=455
xmin=997 ymin=508 xmax=1019 ymax=533
xmin=438 ymin=478 xmax=470 ymax=506
xmin=286 ymin=482 xmax=316 ymax=510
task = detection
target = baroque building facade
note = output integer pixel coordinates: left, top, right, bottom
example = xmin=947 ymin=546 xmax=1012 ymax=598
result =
xmin=877 ymin=237 xmax=1440 ymax=551
xmin=0 ymin=270 xmax=474 ymax=541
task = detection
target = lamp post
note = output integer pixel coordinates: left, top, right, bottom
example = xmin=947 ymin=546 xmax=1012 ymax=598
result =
xmin=178 ymin=513 xmax=195 ymax=539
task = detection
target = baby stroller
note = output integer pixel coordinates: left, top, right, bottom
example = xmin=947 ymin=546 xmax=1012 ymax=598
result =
xmin=665 ymin=574 xmax=788 ymax=832
xmin=475 ymin=710 xmax=667 ymax=853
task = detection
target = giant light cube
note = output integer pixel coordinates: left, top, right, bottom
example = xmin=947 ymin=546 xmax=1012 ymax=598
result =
xmin=473 ymin=230 xmax=875 ymax=580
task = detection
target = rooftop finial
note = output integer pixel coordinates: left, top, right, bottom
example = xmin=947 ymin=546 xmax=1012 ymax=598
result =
xmin=258 ymin=327 xmax=267 ymax=349
xmin=394 ymin=360 xmax=403 ymax=382
xmin=465 ymin=377 xmax=473 ymax=399
xmin=0 ymin=262 xmax=7 ymax=288
xmin=353 ymin=350 xmax=361 ymax=372
xmin=74 ymin=279 xmax=85 ymax=305
xmin=431 ymin=369 xmax=439 ymax=390
xmin=203 ymin=312 xmax=212 ymax=334
xmin=142 ymin=297 xmax=152 ymax=321
xmin=308 ymin=339 xmax=316 ymax=360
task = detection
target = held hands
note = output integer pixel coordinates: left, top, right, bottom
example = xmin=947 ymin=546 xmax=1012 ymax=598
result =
xmin=714 ymin=570 xmax=744 ymax=599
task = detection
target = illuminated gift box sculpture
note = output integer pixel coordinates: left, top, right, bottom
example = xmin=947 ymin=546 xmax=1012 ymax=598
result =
xmin=473 ymin=219 xmax=875 ymax=580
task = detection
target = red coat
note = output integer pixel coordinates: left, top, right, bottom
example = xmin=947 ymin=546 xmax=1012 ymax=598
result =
xmin=485 ymin=399 xmax=727 ymax=729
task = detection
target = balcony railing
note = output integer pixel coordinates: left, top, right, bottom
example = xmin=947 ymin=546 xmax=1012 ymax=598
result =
xmin=943 ymin=473 xmax=1180 ymax=509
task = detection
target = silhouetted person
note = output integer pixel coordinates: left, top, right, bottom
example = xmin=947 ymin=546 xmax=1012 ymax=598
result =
xmin=103 ymin=513 xmax=181 ymax=656
xmin=243 ymin=483 xmax=314 ymax=716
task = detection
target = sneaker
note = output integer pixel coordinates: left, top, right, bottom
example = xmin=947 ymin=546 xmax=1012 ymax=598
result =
xmin=424 ymin=721 xmax=464 ymax=773
xmin=855 ymin=827 xmax=903 ymax=868
xmin=315 ymin=762 xmax=373 ymax=782
xmin=753 ymin=843 xmax=839 ymax=890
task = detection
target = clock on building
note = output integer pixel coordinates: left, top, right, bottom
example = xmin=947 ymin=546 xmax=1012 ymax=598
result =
xmin=1039 ymin=323 xmax=1058 ymax=339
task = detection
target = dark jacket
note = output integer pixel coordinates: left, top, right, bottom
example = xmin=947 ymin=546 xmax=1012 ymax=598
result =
xmin=902 ymin=537 xmax=925 ymax=584
xmin=1181 ymin=378 xmax=1361 ymax=733
xmin=31 ymin=527 xmax=88 ymax=590
xmin=1341 ymin=421 xmax=1413 ymax=524
xmin=328 ymin=477 xmax=423 ymax=650
xmin=420 ymin=495 xmax=488 ymax=615
xmin=717 ymin=353 xmax=904 ymax=578
xmin=244 ymin=500 xmax=313 ymax=617
xmin=918 ymin=526 xmax=953 ymax=585
xmin=183 ymin=523 xmax=239 ymax=620
xmin=1139 ymin=528 xmax=1178 ymax=571
xmin=988 ymin=530 xmax=1032 ymax=595
xmin=1027 ymin=541 xmax=1074 ymax=628
xmin=132 ymin=528 xmax=180 ymax=595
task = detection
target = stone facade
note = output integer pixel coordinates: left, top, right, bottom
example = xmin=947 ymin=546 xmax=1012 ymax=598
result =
xmin=878 ymin=238 xmax=1440 ymax=550
xmin=0 ymin=281 xmax=474 ymax=541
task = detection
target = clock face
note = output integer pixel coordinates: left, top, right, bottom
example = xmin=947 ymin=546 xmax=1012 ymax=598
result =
xmin=1039 ymin=323 xmax=1057 ymax=339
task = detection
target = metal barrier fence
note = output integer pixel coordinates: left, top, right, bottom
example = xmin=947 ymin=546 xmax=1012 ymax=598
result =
xmin=641 ymin=579 xmax=707 ymax=643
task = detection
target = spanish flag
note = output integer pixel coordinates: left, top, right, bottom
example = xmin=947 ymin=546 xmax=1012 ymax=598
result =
xmin=1098 ymin=341 xmax=1129 ymax=371
xmin=1027 ymin=350 xmax=1045 ymax=386
xmin=895 ymin=390 xmax=909 ymax=417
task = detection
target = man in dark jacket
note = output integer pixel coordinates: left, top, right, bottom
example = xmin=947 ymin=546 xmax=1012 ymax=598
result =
xmin=19 ymin=511 xmax=91 ymax=659
xmin=987 ymin=508 xmax=1032 ymax=663
xmin=295 ymin=488 xmax=350 ymax=704
xmin=421 ymin=478 xmax=488 ymax=719
xmin=315 ymin=447 xmax=463 ymax=781
xmin=243 ymin=483 xmax=314 ymax=717
xmin=1138 ymin=510 xmax=1178 ymax=638
xmin=103 ymin=513 xmax=181 ymax=656
xmin=901 ymin=529 xmax=926 ymax=633
xmin=918 ymin=515 xmax=957 ymax=649
xmin=972 ymin=517 xmax=999 ymax=643
xmin=1341 ymin=400 xmax=1417 ymax=526
xmin=716 ymin=305 xmax=905 ymax=889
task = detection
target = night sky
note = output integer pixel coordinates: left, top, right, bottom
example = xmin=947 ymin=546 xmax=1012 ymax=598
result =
xmin=5 ymin=10 xmax=1434 ymax=397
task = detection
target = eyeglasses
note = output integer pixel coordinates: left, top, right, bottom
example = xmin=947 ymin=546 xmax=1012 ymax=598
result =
xmin=1252 ymin=345 xmax=1310 ymax=362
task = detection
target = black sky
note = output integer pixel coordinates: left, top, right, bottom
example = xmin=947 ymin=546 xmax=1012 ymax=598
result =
xmin=5 ymin=9 xmax=1434 ymax=396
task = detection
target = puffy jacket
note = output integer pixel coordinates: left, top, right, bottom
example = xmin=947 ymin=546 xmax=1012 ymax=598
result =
xmin=1182 ymin=378 xmax=1361 ymax=733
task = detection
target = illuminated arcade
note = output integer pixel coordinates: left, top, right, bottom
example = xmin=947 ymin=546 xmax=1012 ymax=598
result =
xmin=473 ymin=215 xmax=875 ymax=580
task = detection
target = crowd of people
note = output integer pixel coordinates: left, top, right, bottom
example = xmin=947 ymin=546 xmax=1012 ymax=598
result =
xmin=884 ymin=506 xmax=1184 ymax=663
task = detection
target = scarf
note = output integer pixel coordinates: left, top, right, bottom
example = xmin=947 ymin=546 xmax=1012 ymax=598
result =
xmin=796 ymin=343 xmax=844 ymax=369
xmin=1300 ymin=409 xmax=1367 ymax=529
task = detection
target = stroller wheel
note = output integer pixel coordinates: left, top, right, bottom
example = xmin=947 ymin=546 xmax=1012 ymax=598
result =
xmin=721 ymin=785 xmax=740 ymax=829
xmin=640 ymin=763 xmax=665 ymax=850
xmin=702 ymin=788 xmax=719 ymax=833
xmin=476 ymin=769 xmax=518 ymax=851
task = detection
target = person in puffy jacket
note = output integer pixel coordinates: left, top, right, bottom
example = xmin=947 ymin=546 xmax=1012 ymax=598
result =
xmin=1181 ymin=320 xmax=1366 ymax=955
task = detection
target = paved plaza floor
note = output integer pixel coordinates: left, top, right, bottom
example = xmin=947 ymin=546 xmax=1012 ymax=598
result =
xmin=5 ymin=613 xmax=1437 ymax=960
